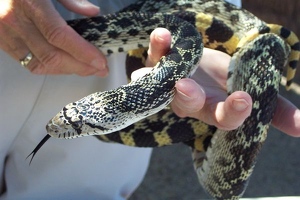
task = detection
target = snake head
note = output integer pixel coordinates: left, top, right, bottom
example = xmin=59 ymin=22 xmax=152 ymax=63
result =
xmin=46 ymin=101 xmax=93 ymax=139
xmin=45 ymin=92 xmax=131 ymax=139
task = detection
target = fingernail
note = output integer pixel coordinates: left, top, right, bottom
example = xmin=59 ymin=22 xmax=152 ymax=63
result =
xmin=177 ymin=90 xmax=193 ymax=101
xmin=232 ymin=99 xmax=250 ymax=112
xmin=91 ymin=58 xmax=106 ymax=70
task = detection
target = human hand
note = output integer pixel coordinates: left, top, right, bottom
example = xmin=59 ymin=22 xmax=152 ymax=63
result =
xmin=0 ymin=0 xmax=108 ymax=76
xmin=140 ymin=28 xmax=300 ymax=137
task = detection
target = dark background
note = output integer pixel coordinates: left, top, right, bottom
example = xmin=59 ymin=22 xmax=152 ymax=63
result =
xmin=130 ymin=0 xmax=300 ymax=199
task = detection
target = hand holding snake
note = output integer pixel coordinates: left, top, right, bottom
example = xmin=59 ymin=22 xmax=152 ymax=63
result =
xmin=138 ymin=28 xmax=300 ymax=136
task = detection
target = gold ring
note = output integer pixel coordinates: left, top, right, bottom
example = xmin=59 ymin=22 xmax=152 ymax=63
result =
xmin=20 ymin=52 xmax=33 ymax=68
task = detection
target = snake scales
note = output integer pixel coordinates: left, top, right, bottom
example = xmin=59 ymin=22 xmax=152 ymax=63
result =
xmin=27 ymin=0 xmax=300 ymax=199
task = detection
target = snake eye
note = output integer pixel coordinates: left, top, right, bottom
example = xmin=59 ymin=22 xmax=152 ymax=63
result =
xmin=71 ymin=121 xmax=82 ymax=130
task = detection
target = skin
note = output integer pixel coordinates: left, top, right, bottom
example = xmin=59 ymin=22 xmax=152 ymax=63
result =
xmin=0 ymin=0 xmax=299 ymax=136
xmin=145 ymin=28 xmax=300 ymax=136
xmin=0 ymin=0 xmax=107 ymax=76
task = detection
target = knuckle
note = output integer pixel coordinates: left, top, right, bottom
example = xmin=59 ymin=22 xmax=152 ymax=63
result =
xmin=45 ymin=25 xmax=69 ymax=46
xmin=39 ymin=50 xmax=63 ymax=67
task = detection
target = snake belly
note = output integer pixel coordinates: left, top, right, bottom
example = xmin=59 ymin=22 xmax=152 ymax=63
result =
xmin=28 ymin=0 xmax=300 ymax=199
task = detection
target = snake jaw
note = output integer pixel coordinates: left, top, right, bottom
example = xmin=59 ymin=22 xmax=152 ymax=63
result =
xmin=46 ymin=118 xmax=86 ymax=139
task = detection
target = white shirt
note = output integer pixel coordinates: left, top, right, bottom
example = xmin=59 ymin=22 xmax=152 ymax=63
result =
xmin=0 ymin=0 xmax=240 ymax=199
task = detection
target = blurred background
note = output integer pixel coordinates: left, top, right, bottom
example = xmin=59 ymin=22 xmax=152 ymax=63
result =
xmin=130 ymin=0 xmax=300 ymax=199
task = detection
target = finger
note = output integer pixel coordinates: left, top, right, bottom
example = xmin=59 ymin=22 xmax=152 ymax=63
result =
xmin=211 ymin=91 xmax=252 ymax=130
xmin=0 ymin=37 xmax=28 ymax=65
xmin=0 ymin=23 xmax=28 ymax=60
xmin=146 ymin=28 xmax=172 ymax=67
xmin=58 ymin=0 xmax=100 ymax=17
xmin=22 ymin=0 xmax=107 ymax=73
xmin=173 ymin=79 xmax=252 ymax=130
xmin=17 ymin=21 xmax=105 ymax=76
xmin=272 ymin=95 xmax=300 ymax=137
xmin=171 ymin=78 xmax=206 ymax=118
xmin=196 ymin=48 xmax=230 ymax=88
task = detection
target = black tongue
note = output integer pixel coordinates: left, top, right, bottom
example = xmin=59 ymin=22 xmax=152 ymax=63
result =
xmin=26 ymin=134 xmax=51 ymax=165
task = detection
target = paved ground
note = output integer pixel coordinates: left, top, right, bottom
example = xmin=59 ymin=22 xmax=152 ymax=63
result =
xmin=130 ymin=87 xmax=300 ymax=199
xmin=130 ymin=1 xmax=300 ymax=199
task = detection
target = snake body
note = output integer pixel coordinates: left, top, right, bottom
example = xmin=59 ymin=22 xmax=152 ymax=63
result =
xmin=28 ymin=0 xmax=300 ymax=199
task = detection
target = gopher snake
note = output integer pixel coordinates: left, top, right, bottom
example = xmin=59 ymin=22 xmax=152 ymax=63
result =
xmin=27 ymin=0 xmax=300 ymax=199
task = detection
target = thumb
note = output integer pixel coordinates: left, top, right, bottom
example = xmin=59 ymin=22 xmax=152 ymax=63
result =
xmin=146 ymin=28 xmax=171 ymax=67
xmin=58 ymin=0 xmax=100 ymax=16
xmin=213 ymin=91 xmax=252 ymax=130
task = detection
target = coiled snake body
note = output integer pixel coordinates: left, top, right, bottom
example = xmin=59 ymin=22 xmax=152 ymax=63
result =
xmin=28 ymin=0 xmax=300 ymax=199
